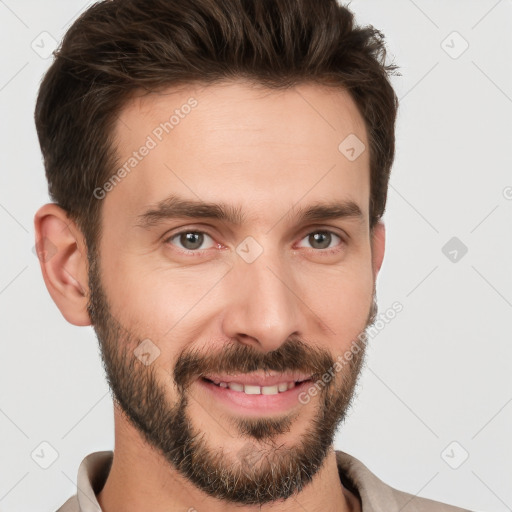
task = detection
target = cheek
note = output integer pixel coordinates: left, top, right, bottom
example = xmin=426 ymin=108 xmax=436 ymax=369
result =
xmin=303 ymin=262 xmax=374 ymax=344
xmin=99 ymin=248 xmax=225 ymax=341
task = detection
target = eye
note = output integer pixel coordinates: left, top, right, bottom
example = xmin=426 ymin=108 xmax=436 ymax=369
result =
xmin=296 ymin=230 xmax=343 ymax=252
xmin=164 ymin=228 xmax=344 ymax=256
xmin=166 ymin=231 xmax=216 ymax=252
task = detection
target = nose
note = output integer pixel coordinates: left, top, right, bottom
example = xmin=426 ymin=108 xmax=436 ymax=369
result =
xmin=221 ymin=246 xmax=305 ymax=353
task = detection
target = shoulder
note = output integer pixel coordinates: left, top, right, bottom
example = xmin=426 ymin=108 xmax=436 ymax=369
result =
xmin=55 ymin=494 xmax=79 ymax=512
xmin=55 ymin=450 xmax=113 ymax=512
xmin=335 ymin=450 xmax=473 ymax=512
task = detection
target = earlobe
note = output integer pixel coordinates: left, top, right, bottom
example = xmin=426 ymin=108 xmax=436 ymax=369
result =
xmin=34 ymin=204 xmax=91 ymax=326
xmin=371 ymin=221 xmax=386 ymax=279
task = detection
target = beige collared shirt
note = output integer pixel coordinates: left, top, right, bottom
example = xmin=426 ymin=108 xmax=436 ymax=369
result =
xmin=56 ymin=450 xmax=472 ymax=512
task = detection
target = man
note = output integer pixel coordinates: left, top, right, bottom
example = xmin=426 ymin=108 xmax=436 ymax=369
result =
xmin=33 ymin=0 xmax=471 ymax=510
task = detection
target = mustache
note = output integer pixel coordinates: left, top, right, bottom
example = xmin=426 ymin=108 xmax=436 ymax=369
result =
xmin=173 ymin=335 xmax=335 ymax=393
xmin=173 ymin=295 xmax=378 ymax=393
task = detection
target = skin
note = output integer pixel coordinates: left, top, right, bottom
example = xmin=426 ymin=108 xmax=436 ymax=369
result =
xmin=34 ymin=80 xmax=385 ymax=512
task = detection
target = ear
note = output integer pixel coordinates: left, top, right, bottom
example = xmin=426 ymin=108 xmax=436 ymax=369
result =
xmin=33 ymin=203 xmax=91 ymax=326
xmin=370 ymin=221 xmax=385 ymax=280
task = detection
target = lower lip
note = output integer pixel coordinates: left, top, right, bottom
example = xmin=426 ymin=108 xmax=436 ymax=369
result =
xmin=198 ymin=378 xmax=313 ymax=416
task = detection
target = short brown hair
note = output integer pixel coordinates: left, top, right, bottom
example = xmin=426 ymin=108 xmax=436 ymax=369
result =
xmin=35 ymin=0 xmax=399 ymax=256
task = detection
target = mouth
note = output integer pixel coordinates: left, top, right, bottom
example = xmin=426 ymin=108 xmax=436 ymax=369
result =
xmin=198 ymin=376 xmax=314 ymax=416
xmin=201 ymin=376 xmax=312 ymax=395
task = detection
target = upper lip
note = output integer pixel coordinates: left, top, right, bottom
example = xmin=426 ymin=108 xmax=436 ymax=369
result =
xmin=201 ymin=372 xmax=312 ymax=387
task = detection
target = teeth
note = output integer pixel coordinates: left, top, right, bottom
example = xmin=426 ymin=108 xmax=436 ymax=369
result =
xmin=213 ymin=381 xmax=299 ymax=394
xmin=261 ymin=385 xmax=279 ymax=395
xmin=244 ymin=384 xmax=261 ymax=395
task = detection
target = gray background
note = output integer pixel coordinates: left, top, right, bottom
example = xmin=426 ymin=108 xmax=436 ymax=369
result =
xmin=0 ymin=0 xmax=511 ymax=510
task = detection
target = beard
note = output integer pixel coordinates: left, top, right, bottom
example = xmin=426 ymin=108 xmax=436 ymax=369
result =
xmin=86 ymin=250 xmax=377 ymax=506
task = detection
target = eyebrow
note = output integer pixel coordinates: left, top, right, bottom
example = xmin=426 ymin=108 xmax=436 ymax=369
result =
xmin=135 ymin=193 xmax=364 ymax=229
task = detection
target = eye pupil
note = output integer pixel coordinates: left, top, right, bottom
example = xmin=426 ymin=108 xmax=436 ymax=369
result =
xmin=309 ymin=232 xmax=331 ymax=249
xmin=181 ymin=232 xmax=203 ymax=250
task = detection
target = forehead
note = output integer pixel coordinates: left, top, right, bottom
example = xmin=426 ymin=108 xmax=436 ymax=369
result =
xmin=106 ymin=80 xmax=370 ymax=228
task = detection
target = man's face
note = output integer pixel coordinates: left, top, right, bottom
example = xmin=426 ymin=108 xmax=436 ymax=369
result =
xmin=87 ymin=80 xmax=382 ymax=505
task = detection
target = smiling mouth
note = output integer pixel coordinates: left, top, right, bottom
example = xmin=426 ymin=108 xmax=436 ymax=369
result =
xmin=201 ymin=377 xmax=312 ymax=395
